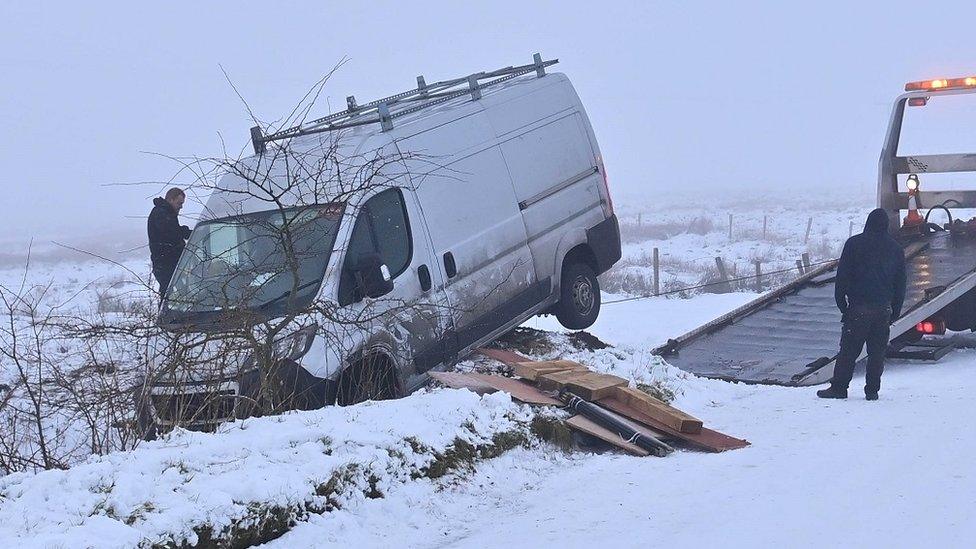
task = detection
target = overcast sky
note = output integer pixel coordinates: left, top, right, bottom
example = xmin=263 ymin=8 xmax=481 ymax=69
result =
xmin=2 ymin=0 xmax=974 ymax=247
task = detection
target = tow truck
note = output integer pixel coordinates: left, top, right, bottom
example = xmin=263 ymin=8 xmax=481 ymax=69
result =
xmin=655 ymin=76 xmax=976 ymax=385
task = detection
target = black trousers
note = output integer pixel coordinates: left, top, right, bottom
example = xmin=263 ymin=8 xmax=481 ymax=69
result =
xmin=153 ymin=267 xmax=173 ymax=298
xmin=830 ymin=305 xmax=891 ymax=393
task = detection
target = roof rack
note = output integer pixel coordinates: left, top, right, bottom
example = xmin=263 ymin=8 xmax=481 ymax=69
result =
xmin=249 ymin=53 xmax=558 ymax=154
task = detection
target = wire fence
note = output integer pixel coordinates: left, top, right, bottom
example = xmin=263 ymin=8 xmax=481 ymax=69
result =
xmin=603 ymin=256 xmax=837 ymax=305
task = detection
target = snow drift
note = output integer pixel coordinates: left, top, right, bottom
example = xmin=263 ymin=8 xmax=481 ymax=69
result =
xmin=0 ymin=389 xmax=535 ymax=548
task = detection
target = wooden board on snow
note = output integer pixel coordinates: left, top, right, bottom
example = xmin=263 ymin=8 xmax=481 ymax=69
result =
xmin=536 ymin=369 xmax=593 ymax=392
xmin=465 ymin=372 xmax=562 ymax=406
xmin=513 ymin=359 xmax=588 ymax=381
xmin=597 ymin=396 xmax=749 ymax=452
xmin=565 ymin=372 xmax=628 ymax=400
xmin=611 ymin=386 xmax=703 ymax=434
xmin=475 ymin=347 xmax=536 ymax=367
xmin=565 ymin=415 xmax=650 ymax=457
xmin=428 ymin=371 xmax=497 ymax=394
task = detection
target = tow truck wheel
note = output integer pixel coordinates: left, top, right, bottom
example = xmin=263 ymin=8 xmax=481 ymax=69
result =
xmin=336 ymin=353 xmax=398 ymax=406
xmin=554 ymin=261 xmax=601 ymax=330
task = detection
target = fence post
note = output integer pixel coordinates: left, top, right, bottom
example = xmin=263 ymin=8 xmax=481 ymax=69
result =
xmin=796 ymin=259 xmax=805 ymax=275
xmin=763 ymin=215 xmax=768 ymax=240
xmin=801 ymin=252 xmax=811 ymax=272
xmin=754 ymin=260 xmax=763 ymax=292
xmin=653 ymin=247 xmax=660 ymax=296
xmin=715 ymin=257 xmax=732 ymax=293
xmin=728 ymin=213 xmax=733 ymax=241
xmin=804 ymin=217 xmax=813 ymax=244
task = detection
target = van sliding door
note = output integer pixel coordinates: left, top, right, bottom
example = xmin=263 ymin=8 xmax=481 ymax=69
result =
xmin=403 ymin=116 xmax=541 ymax=354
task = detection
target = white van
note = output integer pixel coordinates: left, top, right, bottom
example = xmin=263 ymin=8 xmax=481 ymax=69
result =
xmin=148 ymin=56 xmax=619 ymax=429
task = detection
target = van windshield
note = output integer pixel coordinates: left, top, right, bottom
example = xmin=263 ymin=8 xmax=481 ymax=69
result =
xmin=163 ymin=203 xmax=344 ymax=317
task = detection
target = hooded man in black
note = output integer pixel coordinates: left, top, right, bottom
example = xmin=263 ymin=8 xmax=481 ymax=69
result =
xmin=818 ymin=208 xmax=906 ymax=400
xmin=148 ymin=188 xmax=192 ymax=297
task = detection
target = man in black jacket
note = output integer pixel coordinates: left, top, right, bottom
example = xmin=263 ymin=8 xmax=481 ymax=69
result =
xmin=818 ymin=208 xmax=907 ymax=401
xmin=148 ymin=188 xmax=192 ymax=297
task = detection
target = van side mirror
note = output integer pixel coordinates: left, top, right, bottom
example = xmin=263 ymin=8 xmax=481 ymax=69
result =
xmin=354 ymin=253 xmax=394 ymax=300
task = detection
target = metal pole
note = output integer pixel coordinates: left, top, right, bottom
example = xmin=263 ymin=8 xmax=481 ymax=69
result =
xmin=533 ymin=52 xmax=547 ymax=77
xmin=250 ymin=126 xmax=266 ymax=155
xmin=560 ymin=392 xmax=673 ymax=456
xmin=653 ymin=247 xmax=660 ymax=296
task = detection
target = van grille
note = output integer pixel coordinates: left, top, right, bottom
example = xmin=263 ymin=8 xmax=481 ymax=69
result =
xmin=151 ymin=390 xmax=236 ymax=428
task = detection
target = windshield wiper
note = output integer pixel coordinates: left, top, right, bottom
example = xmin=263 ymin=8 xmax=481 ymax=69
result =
xmin=258 ymin=280 xmax=321 ymax=310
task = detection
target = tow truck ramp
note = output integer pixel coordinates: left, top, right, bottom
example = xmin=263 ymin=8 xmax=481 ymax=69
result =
xmin=655 ymin=232 xmax=976 ymax=386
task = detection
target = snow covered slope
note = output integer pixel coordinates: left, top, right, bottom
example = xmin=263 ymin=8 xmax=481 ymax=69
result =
xmin=0 ymin=390 xmax=535 ymax=548
xmin=265 ymin=350 xmax=976 ymax=549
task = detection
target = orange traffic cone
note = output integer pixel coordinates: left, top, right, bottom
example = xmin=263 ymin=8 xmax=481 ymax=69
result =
xmin=903 ymin=175 xmax=924 ymax=228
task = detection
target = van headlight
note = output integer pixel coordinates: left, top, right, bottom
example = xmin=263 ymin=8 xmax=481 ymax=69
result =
xmin=271 ymin=324 xmax=317 ymax=362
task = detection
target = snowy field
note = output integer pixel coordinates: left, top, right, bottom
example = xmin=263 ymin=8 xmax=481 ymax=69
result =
xmin=2 ymin=199 xmax=975 ymax=548
xmin=266 ymin=341 xmax=976 ymax=549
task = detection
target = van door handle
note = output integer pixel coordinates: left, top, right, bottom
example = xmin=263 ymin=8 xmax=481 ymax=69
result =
xmin=443 ymin=252 xmax=457 ymax=279
xmin=417 ymin=264 xmax=432 ymax=291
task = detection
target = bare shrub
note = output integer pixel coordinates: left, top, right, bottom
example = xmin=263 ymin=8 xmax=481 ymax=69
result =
xmin=618 ymin=219 xmax=689 ymax=243
xmin=686 ymin=216 xmax=715 ymax=235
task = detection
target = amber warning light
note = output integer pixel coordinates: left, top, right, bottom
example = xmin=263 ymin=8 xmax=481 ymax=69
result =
xmin=905 ymin=76 xmax=976 ymax=92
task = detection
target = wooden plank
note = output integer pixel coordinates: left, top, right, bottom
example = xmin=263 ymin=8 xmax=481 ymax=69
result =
xmin=536 ymin=369 xmax=594 ymax=392
xmin=513 ymin=359 xmax=588 ymax=381
xmin=475 ymin=347 xmax=532 ymax=367
xmin=565 ymin=373 xmax=628 ymax=400
xmin=565 ymin=415 xmax=650 ymax=457
xmin=611 ymin=386 xmax=703 ymax=434
xmin=428 ymin=372 xmax=497 ymax=395
xmin=465 ymin=373 xmax=562 ymax=406
xmin=598 ymin=396 xmax=749 ymax=452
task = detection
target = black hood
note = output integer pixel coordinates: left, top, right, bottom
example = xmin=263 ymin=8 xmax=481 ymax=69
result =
xmin=863 ymin=208 xmax=890 ymax=234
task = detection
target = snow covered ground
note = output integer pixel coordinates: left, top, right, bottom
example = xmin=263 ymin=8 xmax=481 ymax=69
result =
xmin=2 ymin=201 xmax=975 ymax=548
xmin=3 ymin=286 xmax=974 ymax=548
xmin=264 ymin=320 xmax=976 ymax=549
xmin=0 ymin=389 xmax=538 ymax=547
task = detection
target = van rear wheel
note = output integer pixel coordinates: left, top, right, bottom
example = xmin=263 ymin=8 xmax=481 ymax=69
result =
xmin=554 ymin=262 xmax=601 ymax=330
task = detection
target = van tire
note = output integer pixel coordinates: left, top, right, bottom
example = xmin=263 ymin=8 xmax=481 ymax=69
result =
xmin=336 ymin=353 xmax=398 ymax=406
xmin=554 ymin=261 xmax=601 ymax=330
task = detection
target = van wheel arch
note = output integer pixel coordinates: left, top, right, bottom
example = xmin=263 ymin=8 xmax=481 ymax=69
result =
xmin=553 ymin=246 xmax=602 ymax=330
xmin=557 ymin=244 xmax=599 ymax=290
xmin=335 ymin=348 xmax=401 ymax=405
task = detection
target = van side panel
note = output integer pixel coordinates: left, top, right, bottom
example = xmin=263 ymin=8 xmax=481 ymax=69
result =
xmin=486 ymin=78 xmax=606 ymax=289
xmin=402 ymin=116 xmax=539 ymax=354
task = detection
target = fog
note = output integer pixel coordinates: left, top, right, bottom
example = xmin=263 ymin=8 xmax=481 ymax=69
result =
xmin=2 ymin=0 xmax=974 ymax=253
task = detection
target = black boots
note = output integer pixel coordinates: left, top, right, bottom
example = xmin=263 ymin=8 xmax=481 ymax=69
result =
xmin=817 ymin=386 xmax=848 ymax=399
xmin=817 ymin=386 xmax=879 ymax=400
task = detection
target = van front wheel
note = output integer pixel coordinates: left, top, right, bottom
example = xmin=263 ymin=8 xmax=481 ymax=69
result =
xmin=554 ymin=262 xmax=601 ymax=330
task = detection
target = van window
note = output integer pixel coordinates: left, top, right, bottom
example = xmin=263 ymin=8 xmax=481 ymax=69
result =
xmin=338 ymin=188 xmax=412 ymax=305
